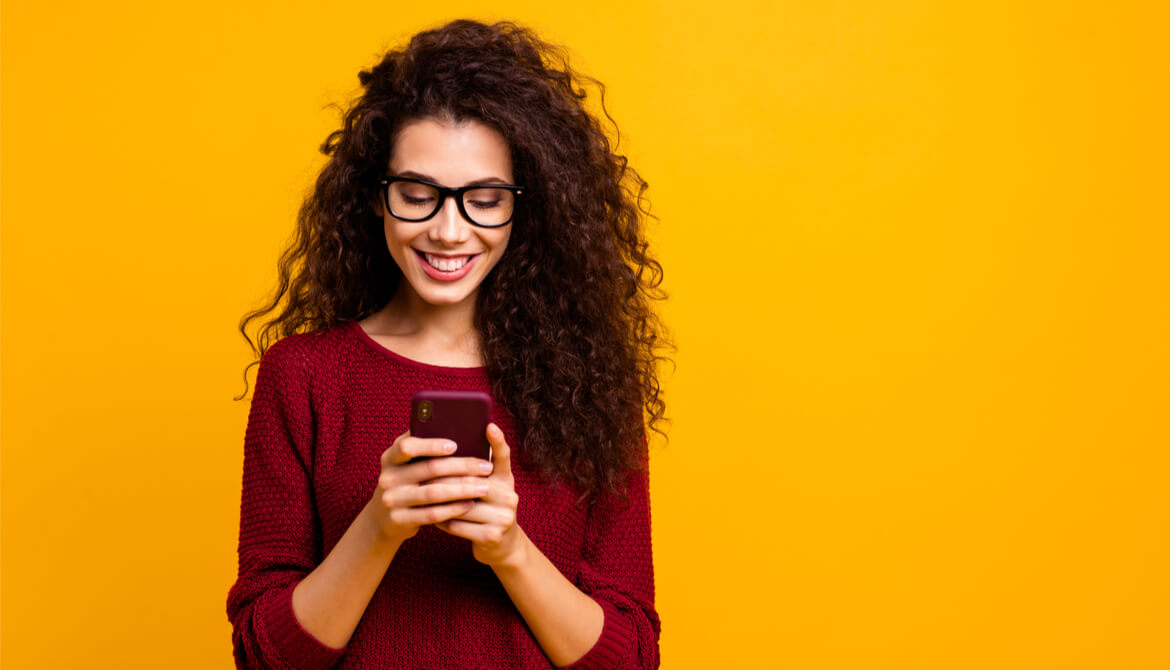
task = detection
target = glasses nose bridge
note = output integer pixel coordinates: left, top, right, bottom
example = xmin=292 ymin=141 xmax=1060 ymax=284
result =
xmin=430 ymin=186 xmax=470 ymax=240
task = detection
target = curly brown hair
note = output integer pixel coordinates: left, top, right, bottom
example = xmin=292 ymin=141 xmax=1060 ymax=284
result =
xmin=240 ymin=19 xmax=669 ymax=496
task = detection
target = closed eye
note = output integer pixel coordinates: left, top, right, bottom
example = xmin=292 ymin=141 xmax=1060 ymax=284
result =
xmin=468 ymin=198 xmax=502 ymax=210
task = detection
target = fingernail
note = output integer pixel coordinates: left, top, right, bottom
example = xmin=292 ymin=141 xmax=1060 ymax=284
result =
xmin=444 ymin=442 xmax=457 ymax=454
xmin=480 ymin=461 xmax=493 ymax=474
xmin=476 ymin=484 xmax=490 ymax=495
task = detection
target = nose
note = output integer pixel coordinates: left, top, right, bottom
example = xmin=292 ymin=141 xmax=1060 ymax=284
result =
xmin=428 ymin=195 xmax=469 ymax=245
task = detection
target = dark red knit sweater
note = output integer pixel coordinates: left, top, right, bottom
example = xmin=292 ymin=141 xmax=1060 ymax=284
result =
xmin=227 ymin=321 xmax=659 ymax=669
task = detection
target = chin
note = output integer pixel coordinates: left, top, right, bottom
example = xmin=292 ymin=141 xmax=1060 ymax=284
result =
xmin=412 ymin=282 xmax=478 ymax=307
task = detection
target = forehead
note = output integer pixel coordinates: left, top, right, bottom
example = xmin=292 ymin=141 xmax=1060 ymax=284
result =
xmin=389 ymin=118 xmax=513 ymax=184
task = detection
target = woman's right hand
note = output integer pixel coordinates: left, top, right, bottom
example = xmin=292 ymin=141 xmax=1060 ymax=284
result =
xmin=366 ymin=431 xmax=494 ymax=544
xmin=285 ymin=432 xmax=492 ymax=650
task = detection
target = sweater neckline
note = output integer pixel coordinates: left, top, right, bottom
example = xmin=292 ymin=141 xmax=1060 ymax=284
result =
xmin=347 ymin=319 xmax=487 ymax=375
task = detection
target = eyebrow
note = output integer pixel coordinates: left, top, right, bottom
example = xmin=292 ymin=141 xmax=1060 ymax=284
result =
xmin=393 ymin=170 xmax=513 ymax=187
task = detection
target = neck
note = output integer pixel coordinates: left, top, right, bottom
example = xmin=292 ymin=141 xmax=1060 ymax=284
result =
xmin=378 ymin=283 xmax=481 ymax=354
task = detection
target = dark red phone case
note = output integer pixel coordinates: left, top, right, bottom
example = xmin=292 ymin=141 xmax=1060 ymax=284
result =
xmin=410 ymin=390 xmax=492 ymax=460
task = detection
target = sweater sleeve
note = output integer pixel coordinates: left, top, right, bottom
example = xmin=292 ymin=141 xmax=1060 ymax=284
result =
xmin=565 ymin=459 xmax=661 ymax=670
xmin=226 ymin=340 xmax=346 ymax=670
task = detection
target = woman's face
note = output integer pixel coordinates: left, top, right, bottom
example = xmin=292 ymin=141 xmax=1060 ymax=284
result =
xmin=380 ymin=117 xmax=514 ymax=310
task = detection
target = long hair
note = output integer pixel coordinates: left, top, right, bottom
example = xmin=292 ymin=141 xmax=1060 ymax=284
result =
xmin=240 ymin=19 xmax=669 ymax=496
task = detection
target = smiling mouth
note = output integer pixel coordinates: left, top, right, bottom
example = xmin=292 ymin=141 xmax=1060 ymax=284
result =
xmin=416 ymin=250 xmax=477 ymax=272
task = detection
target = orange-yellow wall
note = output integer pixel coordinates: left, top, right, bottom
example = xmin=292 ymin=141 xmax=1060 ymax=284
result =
xmin=3 ymin=1 xmax=1167 ymax=668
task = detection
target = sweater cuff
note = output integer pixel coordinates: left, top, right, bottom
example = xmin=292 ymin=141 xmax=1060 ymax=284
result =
xmin=563 ymin=598 xmax=636 ymax=670
xmin=258 ymin=584 xmax=346 ymax=670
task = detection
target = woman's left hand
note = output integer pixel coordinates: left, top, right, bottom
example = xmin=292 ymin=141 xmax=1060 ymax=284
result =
xmin=437 ymin=423 xmax=526 ymax=567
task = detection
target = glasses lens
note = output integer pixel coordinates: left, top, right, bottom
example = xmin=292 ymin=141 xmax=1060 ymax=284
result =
xmin=387 ymin=181 xmax=440 ymax=220
xmin=462 ymin=187 xmax=516 ymax=226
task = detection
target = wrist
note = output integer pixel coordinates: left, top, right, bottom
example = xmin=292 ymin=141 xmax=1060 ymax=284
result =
xmin=487 ymin=526 xmax=532 ymax=574
xmin=360 ymin=497 xmax=410 ymax=552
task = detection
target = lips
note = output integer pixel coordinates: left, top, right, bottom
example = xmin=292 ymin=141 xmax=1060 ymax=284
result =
xmin=414 ymin=249 xmax=478 ymax=281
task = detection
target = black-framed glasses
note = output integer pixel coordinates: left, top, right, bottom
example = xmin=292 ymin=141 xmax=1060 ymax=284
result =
xmin=379 ymin=176 xmax=524 ymax=228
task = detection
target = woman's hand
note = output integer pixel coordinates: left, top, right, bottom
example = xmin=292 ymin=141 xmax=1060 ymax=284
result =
xmin=437 ymin=423 xmax=526 ymax=567
xmin=367 ymin=431 xmax=495 ymax=545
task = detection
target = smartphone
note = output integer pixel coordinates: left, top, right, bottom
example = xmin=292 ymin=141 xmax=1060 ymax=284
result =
xmin=410 ymin=390 xmax=492 ymax=461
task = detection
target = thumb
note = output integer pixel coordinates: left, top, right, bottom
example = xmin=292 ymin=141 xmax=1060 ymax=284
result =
xmin=487 ymin=423 xmax=510 ymax=473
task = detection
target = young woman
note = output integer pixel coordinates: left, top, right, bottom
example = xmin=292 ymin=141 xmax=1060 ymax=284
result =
xmin=227 ymin=20 xmax=667 ymax=669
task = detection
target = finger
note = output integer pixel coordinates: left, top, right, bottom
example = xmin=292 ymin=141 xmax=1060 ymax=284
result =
xmin=438 ymin=518 xmax=507 ymax=545
xmin=388 ymin=500 xmax=475 ymax=527
xmin=383 ymin=480 xmax=490 ymax=508
xmin=400 ymin=456 xmax=494 ymax=483
xmin=418 ymin=475 xmax=488 ymax=488
xmin=381 ymin=431 xmax=412 ymax=468
xmin=487 ymin=423 xmax=511 ymax=477
xmin=455 ymin=476 xmax=518 ymax=507
xmin=386 ymin=436 xmax=458 ymax=466
xmin=434 ymin=518 xmax=472 ymax=540
xmin=476 ymin=482 xmax=520 ymax=509
xmin=434 ymin=519 xmax=467 ymax=537
xmin=450 ymin=501 xmax=516 ymax=526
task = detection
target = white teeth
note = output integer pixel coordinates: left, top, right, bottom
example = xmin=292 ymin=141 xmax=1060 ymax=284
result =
xmin=424 ymin=253 xmax=470 ymax=272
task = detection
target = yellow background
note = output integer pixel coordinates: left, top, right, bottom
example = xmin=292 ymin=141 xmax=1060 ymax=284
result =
xmin=3 ymin=1 xmax=1167 ymax=668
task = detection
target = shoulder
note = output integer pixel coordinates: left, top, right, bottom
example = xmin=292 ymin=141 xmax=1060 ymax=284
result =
xmin=256 ymin=321 xmax=359 ymax=388
xmin=262 ymin=321 xmax=356 ymax=365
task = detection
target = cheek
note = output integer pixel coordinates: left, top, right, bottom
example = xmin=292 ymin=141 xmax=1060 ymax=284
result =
xmin=383 ymin=224 xmax=399 ymax=256
xmin=384 ymin=222 xmax=423 ymax=265
xmin=488 ymin=230 xmax=512 ymax=265
xmin=472 ymin=231 xmax=510 ymax=279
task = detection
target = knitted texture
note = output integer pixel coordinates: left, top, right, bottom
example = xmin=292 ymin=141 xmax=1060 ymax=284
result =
xmin=227 ymin=321 xmax=660 ymax=669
